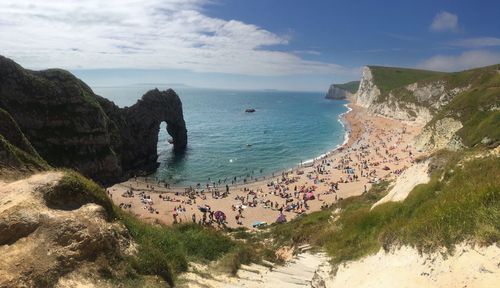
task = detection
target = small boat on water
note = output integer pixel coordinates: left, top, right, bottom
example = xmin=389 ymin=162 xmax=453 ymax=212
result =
xmin=245 ymin=108 xmax=256 ymax=113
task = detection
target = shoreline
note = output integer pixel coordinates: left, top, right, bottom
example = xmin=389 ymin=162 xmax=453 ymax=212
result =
xmin=108 ymin=103 xmax=422 ymax=228
xmin=299 ymin=103 xmax=352 ymax=167
xmin=137 ymin=102 xmax=355 ymax=190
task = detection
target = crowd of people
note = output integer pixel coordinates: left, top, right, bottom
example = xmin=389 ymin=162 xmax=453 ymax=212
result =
xmin=109 ymin=107 xmax=421 ymax=228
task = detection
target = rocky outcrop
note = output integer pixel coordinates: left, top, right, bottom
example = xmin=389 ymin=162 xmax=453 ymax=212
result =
xmin=325 ymin=81 xmax=359 ymax=100
xmin=0 ymin=55 xmax=187 ymax=185
xmin=405 ymin=81 xmax=469 ymax=110
xmin=0 ymin=172 xmax=135 ymax=287
xmin=367 ymin=98 xmax=434 ymax=125
xmin=354 ymin=66 xmax=434 ymax=122
xmin=97 ymin=89 xmax=187 ymax=176
xmin=414 ymin=117 xmax=465 ymax=151
xmin=354 ymin=66 xmax=469 ymax=123
xmin=355 ymin=67 xmax=380 ymax=108
xmin=325 ymin=85 xmax=350 ymax=100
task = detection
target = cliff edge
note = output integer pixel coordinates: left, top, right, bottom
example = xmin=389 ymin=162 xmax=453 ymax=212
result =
xmin=0 ymin=172 xmax=136 ymax=287
xmin=353 ymin=64 xmax=500 ymax=151
xmin=0 ymin=55 xmax=187 ymax=185
xmin=325 ymin=81 xmax=359 ymax=100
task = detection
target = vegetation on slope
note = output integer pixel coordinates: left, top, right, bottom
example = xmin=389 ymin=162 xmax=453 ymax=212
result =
xmin=368 ymin=64 xmax=500 ymax=148
xmin=0 ymin=108 xmax=41 ymax=157
xmin=427 ymin=65 xmax=500 ymax=147
xmin=0 ymin=134 xmax=49 ymax=178
xmin=334 ymin=81 xmax=360 ymax=94
xmin=45 ymin=171 xmax=258 ymax=287
xmin=0 ymin=108 xmax=48 ymax=177
xmin=369 ymin=66 xmax=445 ymax=94
xmin=268 ymin=150 xmax=499 ymax=265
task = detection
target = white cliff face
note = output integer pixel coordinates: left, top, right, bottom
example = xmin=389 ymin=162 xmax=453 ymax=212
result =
xmin=353 ymin=66 xmax=473 ymax=150
xmin=325 ymin=85 xmax=353 ymax=100
xmin=355 ymin=66 xmax=380 ymax=108
xmin=406 ymin=81 xmax=469 ymax=110
xmin=355 ymin=66 xmax=470 ymax=124
xmin=368 ymin=98 xmax=433 ymax=125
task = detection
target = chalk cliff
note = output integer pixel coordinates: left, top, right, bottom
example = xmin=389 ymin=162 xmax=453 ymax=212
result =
xmin=325 ymin=81 xmax=359 ymax=100
xmin=353 ymin=65 xmax=500 ymax=151
xmin=355 ymin=67 xmax=381 ymax=108
xmin=0 ymin=55 xmax=187 ymax=184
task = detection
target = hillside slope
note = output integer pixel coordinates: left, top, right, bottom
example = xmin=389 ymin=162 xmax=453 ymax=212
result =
xmin=0 ymin=108 xmax=49 ymax=179
xmin=355 ymin=64 xmax=500 ymax=150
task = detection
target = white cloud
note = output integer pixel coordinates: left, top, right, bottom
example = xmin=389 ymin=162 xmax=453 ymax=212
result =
xmin=417 ymin=50 xmax=500 ymax=72
xmin=292 ymin=50 xmax=321 ymax=56
xmin=450 ymin=37 xmax=500 ymax=48
xmin=430 ymin=11 xmax=459 ymax=32
xmin=0 ymin=0 xmax=354 ymax=77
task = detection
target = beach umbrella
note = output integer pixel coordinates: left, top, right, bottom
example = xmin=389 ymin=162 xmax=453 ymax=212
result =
xmin=275 ymin=214 xmax=287 ymax=224
xmin=305 ymin=192 xmax=315 ymax=200
xmin=214 ymin=210 xmax=226 ymax=221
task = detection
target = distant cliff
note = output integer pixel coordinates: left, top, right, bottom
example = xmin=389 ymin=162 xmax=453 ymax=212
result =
xmin=325 ymin=81 xmax=359 ymax=100
xmin=354 ymin=65 xmax=499 ymax=151
xmin=0 ymin=55 xmax=187 ymax=185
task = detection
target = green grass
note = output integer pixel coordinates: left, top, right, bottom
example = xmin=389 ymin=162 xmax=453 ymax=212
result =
xmin=368 ymin=64 xmax=500 ymax=147
xmin=0 ymin=108 xmax=48 ymax=174
xmin=44 ymin=171 xmax=255 ymax=286
xmin=0 ymin=134 xmax=49 ymax=172
xmin=0 ymin=108 xmax=41 ymax=157
xmin=268 ymin=151 xmax=499 ymax=265
xmin=369 ymin=66 xmax=445 ymax=94
xmin=425 ymin=64 xmax=500 ymax=147
xmin=42 ymin=170 xmax=115 ymax=217
xmin=334 ymin=81 xmax=360 ymax=94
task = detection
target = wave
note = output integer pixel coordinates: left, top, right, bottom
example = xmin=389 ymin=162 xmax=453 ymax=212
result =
xmin=298 ymin=103 xmax=352 ymax=167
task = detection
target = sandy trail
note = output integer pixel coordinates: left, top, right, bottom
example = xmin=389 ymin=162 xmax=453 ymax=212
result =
xmin=179 ymin=250 xmax=328 ymax=288
xmin=108 ymin=104 xmax=423 ymax=228
xmin=372 ymin=159 xmax=430 ymax=209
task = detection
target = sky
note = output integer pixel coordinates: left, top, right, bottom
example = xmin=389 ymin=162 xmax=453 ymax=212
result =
xmin=1 ymin=0 xmax=500 ymax=91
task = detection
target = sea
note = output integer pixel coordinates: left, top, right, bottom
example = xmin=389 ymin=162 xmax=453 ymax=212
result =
xmin=92 ymin=85 xmax=349 ymax=185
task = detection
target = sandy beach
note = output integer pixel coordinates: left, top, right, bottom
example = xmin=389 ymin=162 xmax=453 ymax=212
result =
xmin=108 ymin=104 xmax=423 ymax=228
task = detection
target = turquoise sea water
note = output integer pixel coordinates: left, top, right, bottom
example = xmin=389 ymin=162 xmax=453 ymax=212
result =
xmin=93 ymin=86 xmax=348 ymax=185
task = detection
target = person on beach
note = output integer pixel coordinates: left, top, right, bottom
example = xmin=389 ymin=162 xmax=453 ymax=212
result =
xmin=112 ymin=109 xmax=420 ymax=229
xmin=173 ymin=209 xmax=178 ymax=224
xmin=235 ymin=214 xmax=242 ymax=225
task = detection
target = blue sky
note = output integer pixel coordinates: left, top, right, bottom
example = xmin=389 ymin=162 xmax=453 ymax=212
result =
xmin=1 ymin=0 xmax=499 ymax=91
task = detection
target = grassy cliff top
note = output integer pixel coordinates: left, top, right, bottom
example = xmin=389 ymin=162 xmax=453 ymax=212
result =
xmin=333 ymin=81 xmax=360 ymax=94
xmin=368 ymin=66 xmax=446 ymax=93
